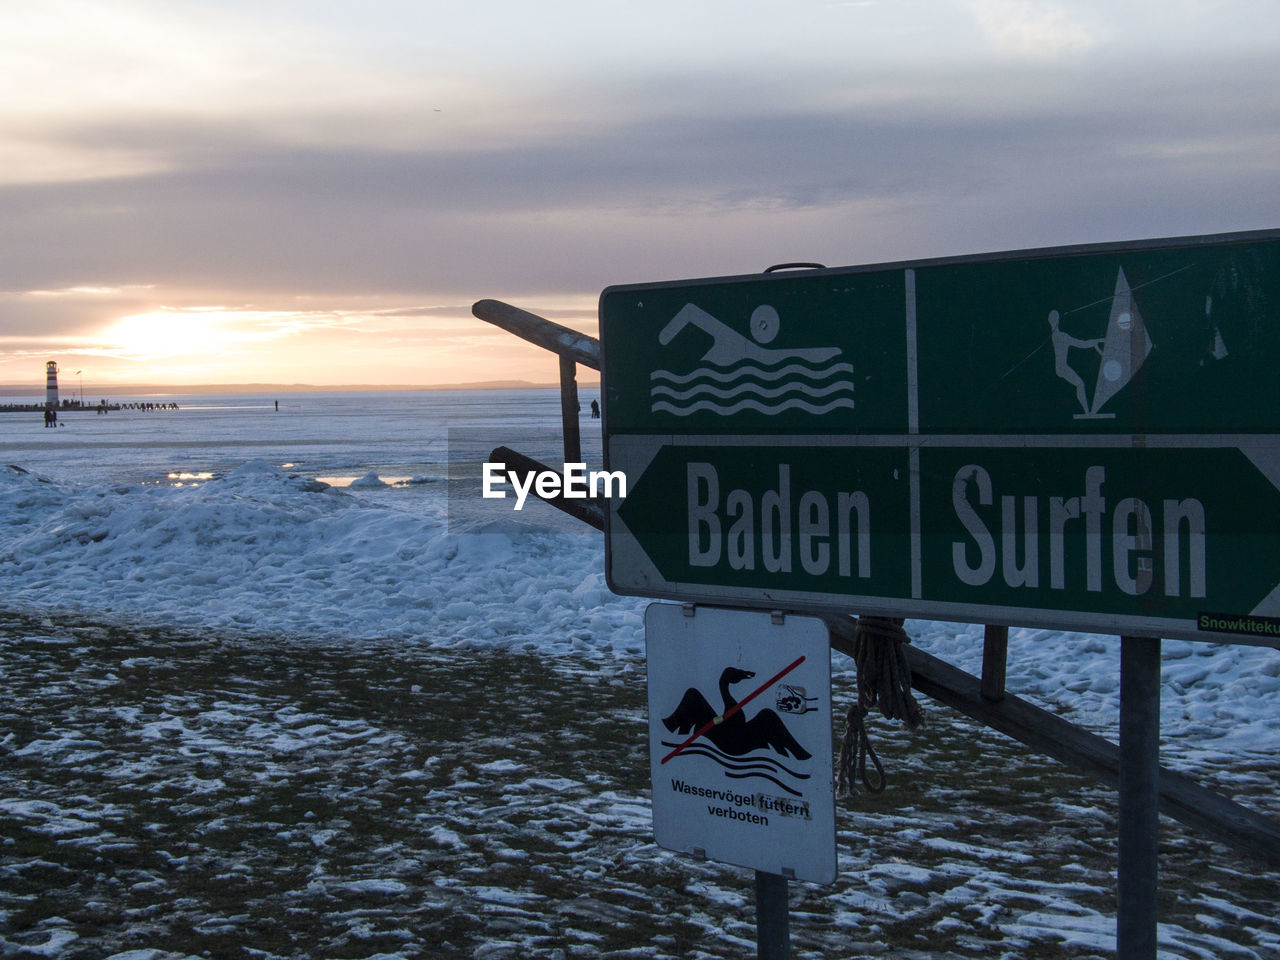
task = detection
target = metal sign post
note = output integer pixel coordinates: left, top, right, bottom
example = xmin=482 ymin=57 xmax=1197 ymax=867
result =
xmin=600 ymin=230 xmax=1280 ymax=647
xmin=1118 ymin=636 xmax=1162 ymax=958
xmin=755 ymin=870 xmax=791 ymax=960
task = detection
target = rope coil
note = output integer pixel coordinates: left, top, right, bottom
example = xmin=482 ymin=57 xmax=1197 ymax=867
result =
xmin=851 ymin=616 xmax=923 ymax=729
xmin=835 ymin=615 xmax=923 ymax=797
xmin=836 ymin=702 xmax=884 ymax=797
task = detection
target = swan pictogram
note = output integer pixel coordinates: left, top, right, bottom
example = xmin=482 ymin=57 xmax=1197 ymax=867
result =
xmin=662 ymin=666 xmax=812 ymax=760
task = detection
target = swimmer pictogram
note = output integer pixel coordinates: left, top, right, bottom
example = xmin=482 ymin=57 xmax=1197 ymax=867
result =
xmin=650 ymin=303 xmax=855 ymax=417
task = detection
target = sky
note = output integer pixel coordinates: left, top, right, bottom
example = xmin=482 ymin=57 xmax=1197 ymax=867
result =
xmin=1 ymin=0 xmax=1278 ymax=389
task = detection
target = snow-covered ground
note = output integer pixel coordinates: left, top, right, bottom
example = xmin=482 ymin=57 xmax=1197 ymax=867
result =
xmin=4 ymin=611 xmax=1278 ymax=960
xmin=1 ymin=389 xmax=1278 ymax=958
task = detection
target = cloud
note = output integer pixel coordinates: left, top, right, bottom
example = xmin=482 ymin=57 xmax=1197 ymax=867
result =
xmin=952 ymin=0 xmax=1106 ymax=58
xmin=4 ymin=53 xmax=1276 ymax=302
xmin=0 ymin=0 xmax=413 ymax=125
xmin=3 ymin=2 xmax=1279 ymax=385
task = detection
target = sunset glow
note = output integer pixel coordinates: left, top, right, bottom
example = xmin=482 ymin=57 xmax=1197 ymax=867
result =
xmin=103 ymin=310 xmax=240 ymax=361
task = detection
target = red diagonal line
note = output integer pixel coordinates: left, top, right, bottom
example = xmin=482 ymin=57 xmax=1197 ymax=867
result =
xmin=660 ymin=655 xmax=806 ymax=765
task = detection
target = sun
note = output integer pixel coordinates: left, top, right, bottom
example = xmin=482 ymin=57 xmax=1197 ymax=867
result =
xmin=103 ymin=309 xmax=230 ymax=359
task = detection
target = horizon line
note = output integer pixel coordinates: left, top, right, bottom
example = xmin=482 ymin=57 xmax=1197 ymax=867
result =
xmin=0 ymin=378 xmax=602 ymax=396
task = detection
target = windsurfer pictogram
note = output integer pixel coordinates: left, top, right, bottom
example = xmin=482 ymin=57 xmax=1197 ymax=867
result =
xmin=650 ymin=303 xmax=855 ymax=417
xmin=1050 ymin=267 xmax=1154 ymax=420
xmin=1048 ymin=310 xmax=1104 ymax=413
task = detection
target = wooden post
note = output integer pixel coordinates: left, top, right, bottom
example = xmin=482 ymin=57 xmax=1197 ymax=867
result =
xmin=559 ymin=354 xmax=581 ymax=465
xmin=755 ymin=870 xmax=790 ymax=959
xmin=980 ymin=624 xmax=1008 ymax=702
xmin=488 ymin=446 xmax=604 ymax=530
xmin=1118 ymin=635 xmax=1161 ymax=959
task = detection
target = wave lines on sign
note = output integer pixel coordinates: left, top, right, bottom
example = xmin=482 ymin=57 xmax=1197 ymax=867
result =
xmin=652 ymin=397 xmax=856 ymax=417
xmin=659 ymin=739 xmax=810 ymax=788
xmin=723 ymin=771 xmax=803 ymax=796
xmin=651 ymin=361 xmax=853 ymax=387
xmin=652 ymin=380 xmax=855 ymax=403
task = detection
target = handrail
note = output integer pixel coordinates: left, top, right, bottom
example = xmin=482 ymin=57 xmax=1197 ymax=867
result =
xmin=490 ymin=446 xmax=605 ymax=531
xmin=472 ymin=299 xmax=601 ymax=370
xmin=472 ymin=298 xmax=601 ymax=465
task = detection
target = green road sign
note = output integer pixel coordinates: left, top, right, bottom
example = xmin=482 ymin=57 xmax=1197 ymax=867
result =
xmin=601 ymin=230 xmax=1280 ymax=645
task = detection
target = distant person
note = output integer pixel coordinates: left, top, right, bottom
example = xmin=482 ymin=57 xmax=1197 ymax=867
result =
xmin=590 ymin=399 xmax=600 ymax=419
xmin=274 ymin=400 xmax=279 ymax=411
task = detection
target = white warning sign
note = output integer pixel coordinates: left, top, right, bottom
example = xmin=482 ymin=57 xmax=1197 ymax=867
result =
xmin=645 ymin=603 xmax=835 ymax=884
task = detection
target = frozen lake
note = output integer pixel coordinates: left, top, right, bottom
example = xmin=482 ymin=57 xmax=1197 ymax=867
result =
xmin=0 ymin=387 xmax=600 ymax=489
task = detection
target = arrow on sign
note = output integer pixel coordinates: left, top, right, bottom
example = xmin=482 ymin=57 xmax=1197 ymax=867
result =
xmin=615 ymin=442 xmax=911 ymax=594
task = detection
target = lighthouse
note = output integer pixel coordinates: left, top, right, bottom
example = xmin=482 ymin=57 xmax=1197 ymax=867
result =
xmin=45 ymin=361 xmax=59 ymax=408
